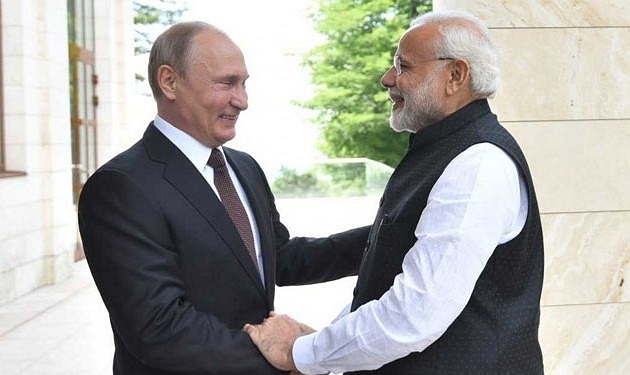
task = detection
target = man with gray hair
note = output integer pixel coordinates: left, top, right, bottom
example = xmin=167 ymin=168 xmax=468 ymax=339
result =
xmin=245 ymin=10 xmax=544 ymax=374
xmin=78 ymin=21 xmax=370 ymax=375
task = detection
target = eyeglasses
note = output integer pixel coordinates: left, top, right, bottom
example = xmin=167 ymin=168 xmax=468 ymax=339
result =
xmin=393 ymin=55 xmax=454 ymax=76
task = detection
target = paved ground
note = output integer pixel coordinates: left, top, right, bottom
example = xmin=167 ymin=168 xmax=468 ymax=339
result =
xmin=0 ymin=260 xmax=113 ymax=374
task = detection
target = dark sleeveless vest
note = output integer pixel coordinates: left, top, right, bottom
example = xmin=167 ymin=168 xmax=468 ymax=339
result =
xmin=347 ymin=100 xmax=544 ymax=375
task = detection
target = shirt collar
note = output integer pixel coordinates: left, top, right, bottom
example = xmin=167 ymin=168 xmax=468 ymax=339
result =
xmin=153 ymin=115 xmax=218 ymax=173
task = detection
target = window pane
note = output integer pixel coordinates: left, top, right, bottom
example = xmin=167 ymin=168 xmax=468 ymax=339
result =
xmin=87 ymin=125 xmax=96 ymax=175
xmin=86 ymin=64 xmax=94 ymax=120
xmin=77 ymin=61 xmax=86 ymax=119
xmin=67 ymin=0 xmax=75 ymax=44
xmin=76 ymin=0 xmax=84 ymax=47
xmin=80 ymin=124 xmax=87 ymax=176
xmin=69 ymin=61 xmax=76 ymax=116
xmin=84 ymin=0 xmax=94 ymax=50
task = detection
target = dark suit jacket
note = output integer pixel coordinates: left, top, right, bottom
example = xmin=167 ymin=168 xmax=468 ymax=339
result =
xmin=78 ymin=124 xmax=369 ymax=374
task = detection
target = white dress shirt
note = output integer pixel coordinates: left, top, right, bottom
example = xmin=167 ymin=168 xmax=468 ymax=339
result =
xmin=153 ymin=116 xmax=265 ymax=283
xmin=293 ymin=142 xmax=528 ymax=374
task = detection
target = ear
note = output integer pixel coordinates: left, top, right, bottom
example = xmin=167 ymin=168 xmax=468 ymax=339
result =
xmin=445 ymin=59 xmax=470 ymax=96
xmin=157 ymin=65 xmax=178 ymax=100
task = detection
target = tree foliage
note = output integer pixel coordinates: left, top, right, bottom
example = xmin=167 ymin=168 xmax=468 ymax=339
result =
xmin=303 ymin=0 xmax=431 ymax=167
xmin=133 ymin=0 xmax=186 ymax=55
xmin=133 ymin=0 xmax=186 ymax=87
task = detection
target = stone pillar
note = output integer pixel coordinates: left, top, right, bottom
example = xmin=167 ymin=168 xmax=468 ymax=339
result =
xmin=432 ymin=1 xmax=630 ymax=373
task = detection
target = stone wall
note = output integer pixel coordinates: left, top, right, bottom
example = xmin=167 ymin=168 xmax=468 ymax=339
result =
xmin=434 ymin=1 xmax=630 ymax=373
xmin=0 ymin=0 xmax=137 ymax=305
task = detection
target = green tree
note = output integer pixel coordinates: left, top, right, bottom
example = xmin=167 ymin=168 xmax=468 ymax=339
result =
xmin=303 ymin=0 xmax=431 ymax=167
xmin=133 ymin=0 xmax=186 ymax=89
xmin=133 ymin=0 xmax=186 ymax=55
xmin=271 ymin=167 xmax=329 ymax=198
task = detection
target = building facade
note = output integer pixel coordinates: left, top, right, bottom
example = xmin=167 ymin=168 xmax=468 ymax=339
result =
xmin=0 ymin=0 xmax=137 ymax=303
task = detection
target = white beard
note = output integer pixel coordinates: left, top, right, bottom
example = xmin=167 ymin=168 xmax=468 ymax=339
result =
xmin=390 ymin=70 xmax=445 ymax=133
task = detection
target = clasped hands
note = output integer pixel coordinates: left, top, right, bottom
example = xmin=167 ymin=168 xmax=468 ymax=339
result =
xmin=243 ymin=312 xmax=315 ymax=374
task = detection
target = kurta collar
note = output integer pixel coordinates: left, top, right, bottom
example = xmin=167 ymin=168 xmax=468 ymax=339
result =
xmin=408 ymin=99 xmax=493 ymax=150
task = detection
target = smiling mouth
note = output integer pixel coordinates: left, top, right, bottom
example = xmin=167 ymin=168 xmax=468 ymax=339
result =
xmin=389 ymin=93 xmax=404 ymax=109
xmin=389 ymin=90 xmax=403 ymax=101
xmin=220 ymin=114 xmax=239 ymax=121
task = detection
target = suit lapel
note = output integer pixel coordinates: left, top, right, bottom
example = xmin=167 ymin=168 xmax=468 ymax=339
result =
xmin=142 ymin=125 xmax=266 ymax=295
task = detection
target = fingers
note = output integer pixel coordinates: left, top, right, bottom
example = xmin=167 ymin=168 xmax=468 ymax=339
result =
xmin=242 ymin=323 xmax=256 ymax=335
xmin=242 ymin=313 xmax=307 ymax=372
xmin=243 ymin=314 xmax=315 ymax=357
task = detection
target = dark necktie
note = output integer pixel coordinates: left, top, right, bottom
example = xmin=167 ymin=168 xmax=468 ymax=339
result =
xmin=207 ymin=148 xmax=259 ymax=271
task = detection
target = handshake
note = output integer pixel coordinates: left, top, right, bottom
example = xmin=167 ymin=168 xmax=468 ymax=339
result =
xmin=243 ymin=312 xmax=316 ymax=374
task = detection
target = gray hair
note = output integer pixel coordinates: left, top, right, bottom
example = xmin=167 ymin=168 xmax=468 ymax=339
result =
xmin=147 ymin=21 xmax=225 ymax=100
xmin=411 ymin=10 xmax=500 ymax=99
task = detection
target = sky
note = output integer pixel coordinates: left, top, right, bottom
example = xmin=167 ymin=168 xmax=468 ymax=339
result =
xmin=179 ymin=0 xmax=325 ymax=177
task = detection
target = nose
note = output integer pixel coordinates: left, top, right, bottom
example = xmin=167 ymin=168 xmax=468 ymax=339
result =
xmin=381 ymin=66 xmax=396 ymax=88
xmin=231 ymin=86 xmax=248 ymax=111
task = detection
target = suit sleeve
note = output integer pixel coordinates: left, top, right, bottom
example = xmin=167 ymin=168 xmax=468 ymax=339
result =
xmin=78 ymin=169 xmax=283 ymax=374
xmin=266 ymin=175 xmax=370 ymax=286
xmin=275 ymin=225 xmax=371 ymax=286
